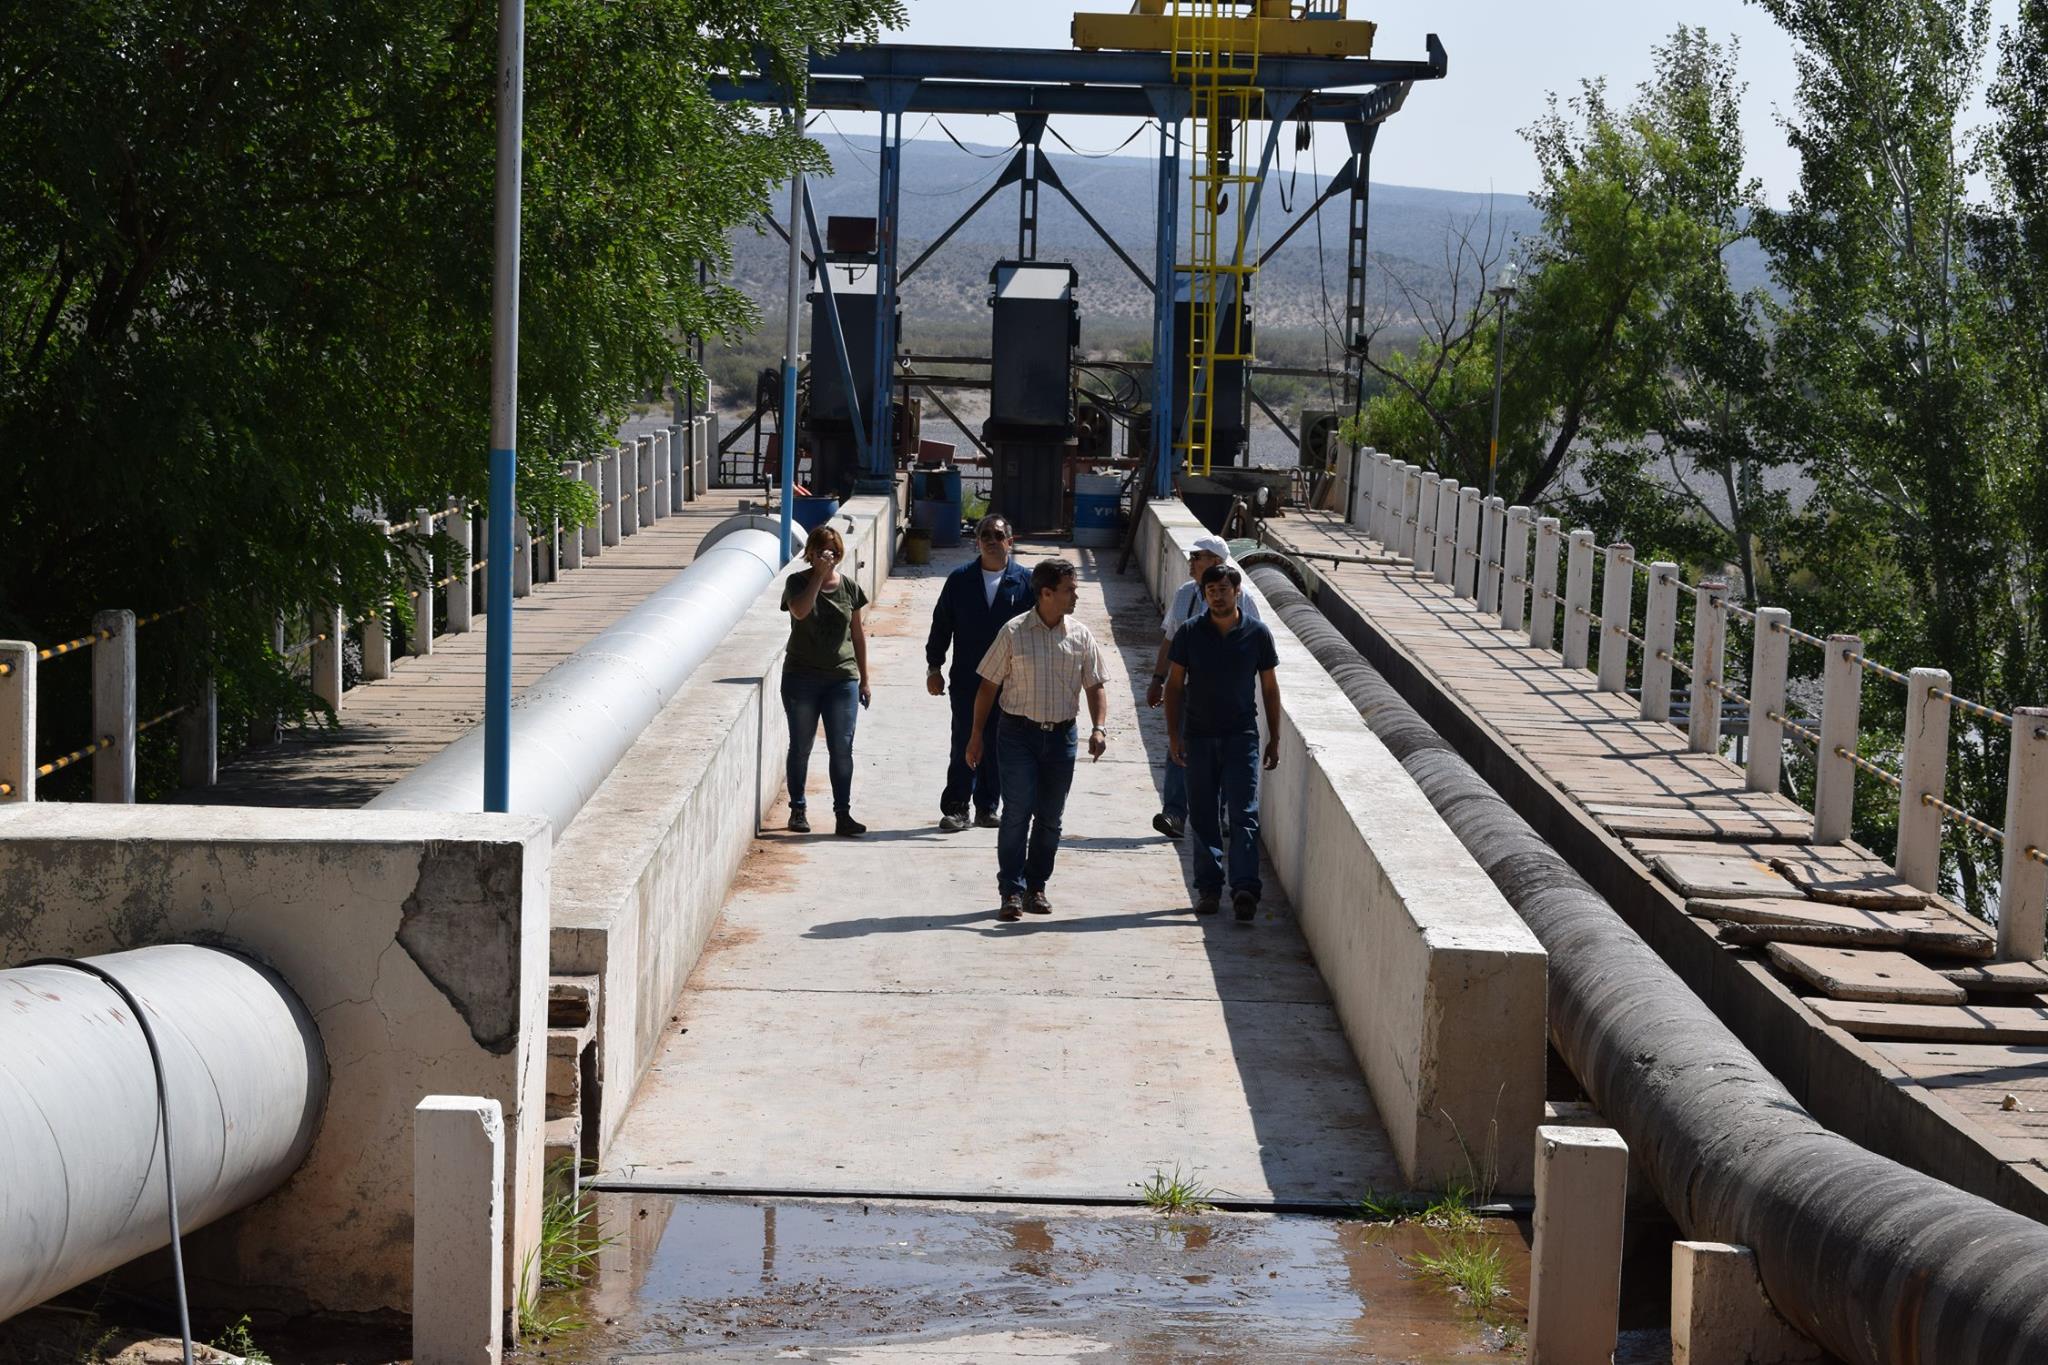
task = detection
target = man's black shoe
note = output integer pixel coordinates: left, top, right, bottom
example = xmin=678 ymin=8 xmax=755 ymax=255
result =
xmin=836 ymin=814 xmax=867 ymax=837
xmin=1194 ymin=891 xmax=1221 ymax=916
xmin=787 ymin=809 xmax=811 ymax=834
xmin=999 ymin=893 xmax=1025 ymax=921
xmin=975 ymin=809 xmax=1002 ymax=828
xmin=1153 ymin=813 xmax=1185 ymax=840
xmin=1027 ymin=890 xmax=1053 ymax=915
xmin=938 ymin=811 xmax=969 ymax=833
xmin=1233 ymin=891 xmax=1258 ymax=922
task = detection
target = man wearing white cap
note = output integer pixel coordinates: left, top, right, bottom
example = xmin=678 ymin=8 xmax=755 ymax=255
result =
xmin=1145 ymin=534 xmax=1262 ymax=840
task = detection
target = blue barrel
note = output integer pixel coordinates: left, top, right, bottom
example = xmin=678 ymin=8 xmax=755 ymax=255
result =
xmin=792 ymin=495 xmax=840 ymax=532
xmin=910 ymin=468 xmax=963 ymax=547
xmin=1072 ymin=473 xmax=1121 ymax=547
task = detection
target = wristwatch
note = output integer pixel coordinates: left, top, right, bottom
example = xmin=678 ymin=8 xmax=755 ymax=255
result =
xmin=1090 ymin=725 xmax=1107 ymax=736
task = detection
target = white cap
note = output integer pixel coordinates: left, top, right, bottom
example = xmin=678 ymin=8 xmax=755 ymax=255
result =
xmin=1189 ymin=534 xmax=1231 ymax=560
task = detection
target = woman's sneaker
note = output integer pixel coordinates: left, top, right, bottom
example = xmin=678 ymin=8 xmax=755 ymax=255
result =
xmin=836 ymin=813 xmax=867 ymax=838
xmin=938 ymin=811 xmax=969 ymax=833
xmin=787 ymin=809 xmax=811 ymax=834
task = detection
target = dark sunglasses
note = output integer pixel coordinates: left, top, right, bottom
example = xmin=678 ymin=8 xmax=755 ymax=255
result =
xmin=977 ymin=528 xmax=1011 ymax=542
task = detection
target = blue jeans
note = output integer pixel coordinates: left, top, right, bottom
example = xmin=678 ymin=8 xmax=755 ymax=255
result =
xmin=996 ymin=714 xmax=1077 ymax=895
xmin=1185 ymin=731 xmax=1261 ymax=897
xmin=783 ymin=670 xmax=859 ymax=814
xmin=942 ymin=680 xmax=1001 ymax=817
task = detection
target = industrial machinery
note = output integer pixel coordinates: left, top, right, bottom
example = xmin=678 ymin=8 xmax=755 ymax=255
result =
xmin=984 ymin=260 xmax=1081 ymax=533
xmin=1298 ymin=408 xmax=1342 ymax=469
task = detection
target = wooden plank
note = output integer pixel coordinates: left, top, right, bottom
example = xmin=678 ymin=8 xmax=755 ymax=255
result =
xmin=1641 ymin=850 xmax=1798 ymax=899
xmin=1810 ymin=999 xmax=2048 ymax=1043
xmin=1768 ymin=853 xmax=1931 ymax=911
xmin=1937 ymin=962 xmax=2048 ymax=996
xmin=1766 ymin=943 xmax=1967 ymax=1004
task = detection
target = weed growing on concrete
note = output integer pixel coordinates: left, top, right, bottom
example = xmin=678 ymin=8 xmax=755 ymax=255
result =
xmin=1136 ymin=1165 xmax=1217 ymax=1215
xmin=1355 ymin=1188 xmax=1415 ymax=1222
xmin=1414 ymin=1231 xmax=1508 ymax=1312
xmin=210 ymin=1314 xmax=272 ymax=1363
xmin=515 ymin=1159 xmax=617 ymax=1342
xmin=1421 ymin=1181 xmax=1481 ymax=1233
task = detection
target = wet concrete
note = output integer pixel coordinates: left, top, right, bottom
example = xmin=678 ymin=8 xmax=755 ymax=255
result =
xmin=525 ymin=1193 xmax=1540 ymax=1362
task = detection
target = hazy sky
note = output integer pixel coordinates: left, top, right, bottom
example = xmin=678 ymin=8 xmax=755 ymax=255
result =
xmin=873 ymin=0 xmax=2024 ymax=204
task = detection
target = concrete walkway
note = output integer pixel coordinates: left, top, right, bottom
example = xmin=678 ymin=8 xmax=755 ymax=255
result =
xmin=597 ymin=543 xmax=1401 ymax=1207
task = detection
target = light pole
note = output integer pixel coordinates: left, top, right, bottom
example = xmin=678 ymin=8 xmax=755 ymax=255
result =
xmin=483 ymin=0 xmax=525 ymax=813
xmin=1486 ymin=260 xmax=1519 ymax=502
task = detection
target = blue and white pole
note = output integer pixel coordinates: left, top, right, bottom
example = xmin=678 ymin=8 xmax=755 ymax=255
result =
xmin=777 ymin=110 xmax=804 ymax=566
xmin=483 ymin=0 xmax=524 ymax=812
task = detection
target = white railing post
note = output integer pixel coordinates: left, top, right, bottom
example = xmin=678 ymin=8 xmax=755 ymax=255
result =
xmin=651 ymin=429 xmax=668 ymax=519
xmin=581 ymin=461 xmax=604 ymax=558
xmin=177 ymin=676 xmax=216 ymax=789
xmin=1895 ymin=668 xmax=1952 ymax=891
xmin=1501 ymin=506 xmax=1532 ymax=632
xmin=1687 ymin=581 xmax=1727 ymax=753
xmin=1415 ymin=473 xmax=1442 ymax=577
xmin=1641 ymin=563 xmax=1679 ymax=722
xmin=1561 ymin=530 xmax=1596 ymax=670
xmin=1399 ymin=464 xmax=1422 ymax=560
xmin=1433 ymin=479 xmax=1461 ymax=585
xmin=1748 ymin=608 xmax=1791 ymax=794
xmin=1 ymin=642 xmax=34 ymax=802
xmin=619 ymin=444 xmax=640 ymax=536
xmin=601 ymin=452 xmax=622 ymax=546
xmin=689 ymin=416 xmax=706 ymax=501
xmin=512 ymin=516 xmax=534 ymax=598
xmin=1596 ymin=543 xmax=1633 ymax=693
xmin=313 ymin=604 xmax=345 ymax=710
xmin=1477 ymin=496 xmax=1505 ymax=614
xmin=475 ymin=513 xmax=490 ymax=614
xmin=1998 ymin=709 xmax=2048 ymax=961
xmin=408 ymin=506 xmax=435 ymax=657
xmin=668 ymin=423 xmax=686 ymax=512
xmin=446 ymin=504 xmax=475 ymax=632
xmin=1530 ymin=518 xmax=1562 ymax=650
xmin=1813 ymin=633 xmax=1864 ymax=845
xmin=1451 ymin=487 xmax=1480 ymax=598
xmin=363 ymin=520 xmax=394 ymax=681
xmin=92 ymin=608 xmax=136 ymax=803
xmin=557 ymin=467 xmax=583 ymax=571
xmin=637 ymin=434 xmax=657 ymax=525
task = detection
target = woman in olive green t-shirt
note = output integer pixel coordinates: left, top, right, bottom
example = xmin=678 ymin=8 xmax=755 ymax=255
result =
xmin=780 ymin=522 xmax=871 ymax=836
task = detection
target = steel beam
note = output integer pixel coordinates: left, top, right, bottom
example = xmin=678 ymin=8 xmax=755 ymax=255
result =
xmin=711 ymin=77 xmax=1427 ymax=123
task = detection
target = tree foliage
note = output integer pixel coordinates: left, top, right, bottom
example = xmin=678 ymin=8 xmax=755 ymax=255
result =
xmin=0 ymin=0 xmax=898 ymax=791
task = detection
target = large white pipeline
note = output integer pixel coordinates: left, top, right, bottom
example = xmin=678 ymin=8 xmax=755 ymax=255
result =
xmin=0 ymin=945 xmax=325 ymax=1323
xmin=369 ymin=516 xmax=793 ymax=833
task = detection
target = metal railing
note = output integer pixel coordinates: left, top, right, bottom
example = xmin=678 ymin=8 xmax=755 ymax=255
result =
xmin=1338 ymin=446 xmax=2048 ymax=958
xmin=0 ymin=418 xmax=716 ymax=806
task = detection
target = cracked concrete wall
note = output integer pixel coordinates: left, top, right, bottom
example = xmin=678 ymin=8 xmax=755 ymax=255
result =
xmin=0 ymin=804 xmax=550 ymax=1319
xmin=1139 ymin=501 xmax=1547 ymax=1195
xmin=552 ymin=491 xmax=900 ymax=1157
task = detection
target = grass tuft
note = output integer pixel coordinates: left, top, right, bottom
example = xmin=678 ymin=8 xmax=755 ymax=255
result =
xmin=210 ymin=1314 xmax=271 ymax=1364
xmin=1135 ymin=1164 xmax=1218 ymax=1215
xmin=1414 ymin=1231 xmax=1509 ymax=1309
xmin=515 ymin=1158 xmax=616 ymax=1341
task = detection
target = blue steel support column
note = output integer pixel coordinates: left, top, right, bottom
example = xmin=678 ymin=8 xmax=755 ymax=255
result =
xmin=1146 ymin=88 xmax=1186 ymax=501
xmin=483 ymin=0 xmax=525 ymax=812
xmin=779 ymin=115 xmax=805 ymax=563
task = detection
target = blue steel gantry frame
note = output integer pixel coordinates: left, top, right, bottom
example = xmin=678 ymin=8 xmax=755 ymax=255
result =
xmin=711 ymin=37 xmax=1446 ymax=498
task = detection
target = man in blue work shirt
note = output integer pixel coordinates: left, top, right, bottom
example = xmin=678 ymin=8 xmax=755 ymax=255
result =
xmin=1164 ymin=563 xmax=1282 ymax=921
xmin=926 ymin=514 xmax=1034 ymax=831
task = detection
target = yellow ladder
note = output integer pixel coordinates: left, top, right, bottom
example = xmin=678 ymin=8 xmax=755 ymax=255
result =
xmin=1171 ymin=0 xmax=1262 ymax=477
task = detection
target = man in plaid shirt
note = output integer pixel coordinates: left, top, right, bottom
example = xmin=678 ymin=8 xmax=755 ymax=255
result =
xmin=965 ymin=559 xmax=1110 ymax=921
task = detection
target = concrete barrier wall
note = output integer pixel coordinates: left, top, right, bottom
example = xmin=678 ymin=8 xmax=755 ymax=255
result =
xmin=1139 ymin=499 xmax=1546 ymax=1194
xmin=0 ymin=804 xmax=551 ymax=1316
xmin=551 ymin=492 xmax=900 ymax=1156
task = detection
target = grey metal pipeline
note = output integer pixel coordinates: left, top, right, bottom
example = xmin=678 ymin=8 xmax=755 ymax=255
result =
xmin=371 ymin=515 xmax=793 ymax=833
xmin=0 ymin=945 xmax=326 ymax=1323
xmin=1249 ymin=563 xmax=2048 ymax=1365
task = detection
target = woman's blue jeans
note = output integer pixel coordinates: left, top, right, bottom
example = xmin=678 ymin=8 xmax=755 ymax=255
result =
xmin=783 ymin=670 xmax=859 ymax=814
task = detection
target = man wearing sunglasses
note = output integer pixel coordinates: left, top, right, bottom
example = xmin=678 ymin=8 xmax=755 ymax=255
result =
xmin=925 ymin=514 xmax=1034 ymax=831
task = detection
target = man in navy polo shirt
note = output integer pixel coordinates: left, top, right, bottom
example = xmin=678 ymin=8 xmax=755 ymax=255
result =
xmin=1163 ymin=563 xmax=1282 ymax=921
xmin=925 ymin=514 xmax=1035 ymax=831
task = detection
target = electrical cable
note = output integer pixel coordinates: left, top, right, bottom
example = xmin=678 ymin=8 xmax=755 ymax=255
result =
xmin=1308 ymin=136 xmax=1343 ymax=410
xmin=1046 ymin=124 xmax=1149 ymax=160
xmin=935 ymin=116 xmax=1017 ymax=159
xmin=22 ymin=957 xmax=193 ymax=1365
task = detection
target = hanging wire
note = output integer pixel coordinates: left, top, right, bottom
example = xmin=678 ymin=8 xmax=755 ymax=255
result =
xmin=1046 ymin=122 xmax=1148 ymax=159
xmin=936 ymin=115 xmax=1019 ymax=159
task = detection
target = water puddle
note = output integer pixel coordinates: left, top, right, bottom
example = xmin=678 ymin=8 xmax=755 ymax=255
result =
xmin=521 ymin=1193 xmax=1537 ymax=1362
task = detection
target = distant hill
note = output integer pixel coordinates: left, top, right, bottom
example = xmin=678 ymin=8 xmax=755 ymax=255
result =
xmin=723 ymin=130 xmax=1776 ymax=347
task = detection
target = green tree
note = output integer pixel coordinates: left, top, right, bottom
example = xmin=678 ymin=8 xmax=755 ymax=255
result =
xmin=0 ymin=0 xmax=898 ymax=794
xmin=1752 ymin=0 xmax=2030 ymax=911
